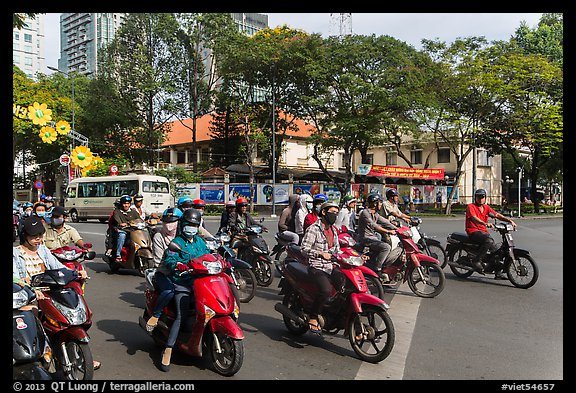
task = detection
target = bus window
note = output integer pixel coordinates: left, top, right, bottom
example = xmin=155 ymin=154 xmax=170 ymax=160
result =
xmin=66 ymin=186 xmax=76 ymax=198
xmin=142 ymin=181 xmax=169 ymax=193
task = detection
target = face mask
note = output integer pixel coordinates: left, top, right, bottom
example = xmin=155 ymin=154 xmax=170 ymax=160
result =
xmin=315 ymin=205 xmax=322 ymax=213
xmin=198 ymin=210 xmax=204 ymax=216
xmin=324 ymin=212 xmax=338 ymax=226
xmin=162 ymin=221 xmax=178 ymax=237
xmin=36 ymin=211 xmax=46 ymax=217
xmin=182 ymin=225 xmax=198 ymax=238
xmin=306 ymin=202 xmax=313 ymax=211
xmin=24 ymin=210 xmax=32 ymax=217
xmin=52 ymin=217 xmax=65 ymax=226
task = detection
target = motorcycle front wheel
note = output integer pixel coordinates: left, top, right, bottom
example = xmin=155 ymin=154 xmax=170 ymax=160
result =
xmin=254 ymin=256 xmax=274 ymax=287
xmin=57 ymin=340 xmax=94 ymax=380
xmin=231 ymin=268 xmax=256 ymax=303
xmin=348 ymin=305 xmax=395 ymax=363
xmin=206 ymin=332 xmax=244 ymax=377
xmin=506 ymin=253 xmax=539 ymax=289
xmin=407 ymin=261 xmax=445 ymax=298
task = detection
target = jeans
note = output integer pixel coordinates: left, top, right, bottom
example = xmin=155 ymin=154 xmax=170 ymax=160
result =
xmin=166 ymin=284 xmax=192 ymax=349
xmin=308 ymin=267 xmax=346 ymax=319
xmin=115 ymin=229 xmax=127 ymax=258
xmin=469 ymin=231 xmax=497 ymax=264
xmin=152 ymin=272 xmax=175 ymax=318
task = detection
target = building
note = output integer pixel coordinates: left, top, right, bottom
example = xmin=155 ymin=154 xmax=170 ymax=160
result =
xmin=13 ymin=14 xmax=45 ymax=79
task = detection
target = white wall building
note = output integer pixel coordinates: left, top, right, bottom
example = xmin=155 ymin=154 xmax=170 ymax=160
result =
xmin=13 ymin=14 xmax=45 ymax=80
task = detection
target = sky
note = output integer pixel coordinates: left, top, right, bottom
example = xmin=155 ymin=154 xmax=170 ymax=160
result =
xmin=43 ymin=12 xmax=544 ymax=75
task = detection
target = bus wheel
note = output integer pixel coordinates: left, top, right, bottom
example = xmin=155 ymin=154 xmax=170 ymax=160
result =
xmin=70 ymin=209 xmax=80 ymax=223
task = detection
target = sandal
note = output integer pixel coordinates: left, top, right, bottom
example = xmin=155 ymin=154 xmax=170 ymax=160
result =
xmin=146 ymin=316 xmax=159 ymax=333
xmin=93 ymin=360 xmax=101 ymax=370
xmin=308 ymin=320 xmax=322 ymax=335
xmin=115 ymin=256 xmax=123 ymax=263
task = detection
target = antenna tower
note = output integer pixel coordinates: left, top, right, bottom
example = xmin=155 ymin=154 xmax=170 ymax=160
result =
xmin=329 ymin=13 xmax=352 ymax=37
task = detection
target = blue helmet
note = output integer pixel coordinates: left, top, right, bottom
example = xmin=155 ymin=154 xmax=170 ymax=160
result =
xmin=22 ymin=202 xmax=34 ymax=209
xmin=177 ymin=196 xmax=194 ymax=209
xmin=313 ymin=193 xmax=328 ymax=203
xmin=162 ymin=207 xmax=182 ymax=223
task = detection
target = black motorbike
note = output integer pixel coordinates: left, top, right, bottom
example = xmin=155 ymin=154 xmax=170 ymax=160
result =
xmin=407 ymin=217 xmax=447 ymax=268
xmin=446 ymin=213 xmax=539 ymax=289
xmin=13 ymin=282 xmax=54 ymax=380
xmin=229 ymin=222 xmax=274 ymax=287
xmin=204 ymin=231 xmax=257 ymax=303
xmin=270 ymin=231 xmax=298 ymax=276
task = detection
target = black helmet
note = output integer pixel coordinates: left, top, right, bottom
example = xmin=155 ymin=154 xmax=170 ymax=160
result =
xmin=113 ymin=198 xmax=121 ymax=208
xmin=366 ymin=192 xmax=382 ymax=206
xmin=22 ymin=215 xmax=46 ymax=237
xmin=181 ymin=208 xmax=202 ymax=226
xmin=120 ymin=195 xmax=132 ymax=204
xmin=474 ymin=189 xmax=487 ymax=198
xmin=385 ymin=188 xmax=399 ymax=199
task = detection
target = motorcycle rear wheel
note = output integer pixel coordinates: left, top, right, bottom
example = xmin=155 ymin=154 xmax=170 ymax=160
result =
xmin=231 ymin=268 xmax=256 ymax=303
xmin=506 ymin=254 xmax=539 ymax=289
xmin=425 ymin=243 xmax=447 ymax=269
xmin=282 ymin=293 xmax=308 ymax=335
xmin=206 ymin=332 xmax=244 ymax=377
xmin=407 ymin=261 xmax=445 ymax=298
xmin=364 ymin=274 xmax=385 ymax=300
xmin=447 ymin=247 xmax=474 ymax=278
xmin=348 ymin=305 xmax=395 ymax=363
xmin=57 ymin=340 xmax=94 ymax=381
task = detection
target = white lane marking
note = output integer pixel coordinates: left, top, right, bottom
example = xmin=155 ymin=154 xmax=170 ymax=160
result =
xmin=77 ymin=231 xmax=106 ymax=236
xmin=355 ymin=283 xmax=421 ymax=380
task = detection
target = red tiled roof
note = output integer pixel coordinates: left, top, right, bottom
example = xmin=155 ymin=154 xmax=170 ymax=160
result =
xmin=162 ymin=112 xmax=315 ymax=147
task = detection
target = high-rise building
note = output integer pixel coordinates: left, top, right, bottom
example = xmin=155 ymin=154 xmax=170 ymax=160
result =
xmin=13 ymin=14 xmax=45 ymax=80
xmin=58 ymin=13 xmax=125 ymax=75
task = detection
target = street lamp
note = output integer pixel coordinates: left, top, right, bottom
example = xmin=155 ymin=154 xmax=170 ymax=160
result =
xmin=517 ymin=167 xmax=523 ymax=218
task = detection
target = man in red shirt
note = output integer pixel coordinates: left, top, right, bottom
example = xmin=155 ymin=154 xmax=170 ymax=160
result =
xmin=465 ymin=188 xmax=516 ymax=278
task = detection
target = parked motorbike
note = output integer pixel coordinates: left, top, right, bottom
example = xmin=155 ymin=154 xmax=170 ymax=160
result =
xmin=31 ymin=268 xmax=94 ymax=380
xmin=363 ymin=224 xmax=446 ymax=298
xmin=13 ymin=282 xmax=54 ymax=380
xmin=406 ymin=217 xmax=447 ymax=268
xmin=103 ymin=218 xmax=155 ymax=276
xmin=229 ymin=221 xmax=274 ymax=287
xmin=274 ymin=251 xmax=395 ymax=363
xmin=139 ymin=242 xmax=244 ymax=377
xmin=204 ymin=231 xmax=257 ymax=303
xmin=446 ymin=213 xmax=539 ymax=289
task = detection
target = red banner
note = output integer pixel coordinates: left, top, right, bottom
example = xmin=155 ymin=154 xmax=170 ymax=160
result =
xmin=361 ymin=165 xmax=445 ymax=180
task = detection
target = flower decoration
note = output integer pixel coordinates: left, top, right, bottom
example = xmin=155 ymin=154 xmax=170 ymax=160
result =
xmin=70 ymin=145 xmax=94 ymax=168
xmin=27 ymin=102 xmax=52 ymax=126
xmin=55 ymin=120 xmax=71 ymax=135
xmin=39 ymin=126 xmax=57 ymax=144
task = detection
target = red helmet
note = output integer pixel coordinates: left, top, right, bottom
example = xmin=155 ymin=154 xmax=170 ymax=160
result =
xmin=192 ymin=199 xmax=206 ymax=208
xmin=236 ymin=198 xmax=248 ymax=207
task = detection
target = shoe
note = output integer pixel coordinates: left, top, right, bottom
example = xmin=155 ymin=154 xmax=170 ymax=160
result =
xmin=115 ymin=256 xmax=123 ymax=263
xmin=472 ymin=260 xmax=485 ymax=274
xmin=308 ymin=320 xmax=322 ymax=336
xmin=494 ymin=271 xmax=508 ymax=280
xmin=159 ymin=348 xmax=172 ymax=372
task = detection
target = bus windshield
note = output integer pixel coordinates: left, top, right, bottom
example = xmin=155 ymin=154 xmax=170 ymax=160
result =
xmin=142 ymin=181 xmax=169 ymax=193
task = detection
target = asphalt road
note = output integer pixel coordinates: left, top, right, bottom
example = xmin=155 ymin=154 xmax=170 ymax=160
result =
xmin=36 ymin=216 xmax=563 ymax=381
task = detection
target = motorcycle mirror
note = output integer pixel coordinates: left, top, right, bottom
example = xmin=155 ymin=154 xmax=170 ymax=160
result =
xmin=167 ymin=241 xmax=183 ymax=253
xmin=84 ymin=243 xmax=93 ymax=249
xmin=259 ymin=217 xmax=265 ymax=223
xmin=85 ymin=251 xmax=96 ymax=260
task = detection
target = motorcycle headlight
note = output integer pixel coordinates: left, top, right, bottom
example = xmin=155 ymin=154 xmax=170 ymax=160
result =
xmin=345 ymin=256 xmax=364 ymax=266
xmin=506 ymin=223 xmax=514 ymax=231
xmin=219 ymin=234 xmax=231 ymax=243
xmin=206 ymin=240 xmax=218 ymax=251
xmin=203 ymin=260 xmax=223 ymax=275
xmin=13 ymin=290 xmax=30 ymax=309
xmin=53 ymin=298 xmax=87 ymax=325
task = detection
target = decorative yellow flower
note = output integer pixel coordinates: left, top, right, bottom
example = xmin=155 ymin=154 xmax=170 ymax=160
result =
xmin=70 ymin=145 xmax=94 ymax=168
xmin=55 ymin=120 xmax=71 ymax=135
xmin=27 ymin=102 xmax=52 ymax=126
xmin=39 ymin=126 xmax=57 ymax=144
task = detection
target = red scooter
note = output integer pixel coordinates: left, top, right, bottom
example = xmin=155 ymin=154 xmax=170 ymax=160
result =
xmin=51 ymin=243 xmax=95 ymax=295
xmin=31 ymin=267 xmax=94 ymax=380
xmin=139 ymin=243 xmax=245 ymax=377
xmin=274 ymin=245 xmax=395 ymax=363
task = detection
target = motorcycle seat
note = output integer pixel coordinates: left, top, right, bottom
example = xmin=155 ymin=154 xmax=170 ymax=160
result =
xmin=277 ymin=232 xmax=296 ymax=244
xmin=449 ymin=232 xmax=470 ymax=243
xmin=285 ymin=261 xmax=313 ymax=282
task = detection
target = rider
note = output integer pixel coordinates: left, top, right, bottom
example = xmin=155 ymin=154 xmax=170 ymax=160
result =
xmin=112 ymin=195 xmax=141 ymax=263
xmin=152 ymin=207 xmax=182 ymax=267
xmin=466 ymin=188 xmax=517 ymax=278
xmin=357 ymin=192 xmax=397 ymax=279
xmin=43 ymin=196 xmax=55 ymax=223
xmin=303 ymin=193 xmax=328 ymax=232
xmin=176 ymin=196 xmax=194 ymax=212
xmin=295 ymin=193 xmax=313 ymax=243
xmin=191 ymin=199 xmax=208 ymax=228
xmin=382 ymin=188 xmax=411 ymax=226
xmin=229 ymin=197 xmax=259 ymax=232
xmin=43 ymin=206 xmax=92 ymax=251
xmin=277 ymin=194 xmax=300 ymax=245
xmin=32 ymin=202 xmax=48 ymax=225
xmin=149 ymin=208 xmax=209 ymax=372
xmin=131 ymin=194 xmax=159 ymax=224
xmin=335 ymin=195 xmax=357 ymax=231
xmin=219 ymin=201 xmax=236 ymax=232
xmin=300 ymin=201 xmax=346 ymax=335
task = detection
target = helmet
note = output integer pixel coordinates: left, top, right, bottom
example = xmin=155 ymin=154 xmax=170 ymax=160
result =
xmin=22 ymin=202 xmax=34 ymax=209
xmin=181 ymin=208 xmax=202 ymax=226
xmin=192 ymin=199 xmax=206 ymax=209
xmin=320 ymin=201 xmax=339 ymax=212
xmin=236 ymin=198 xmax=249 ymax=207
xmin=33 ymin=202 xmax=47 ymax=211
xmin=22 ymin=215 xmax=46 ymax=237
xmin=44 ymin=195 xmax=54 ymax=203
xmin=119 ymin=195 xmax=132 ymax=204
xmin=113 ymin=198 xmax=121 ymax=208
xmin=474 ymin=189 xmax=487 ymax=198
xmin=177 ymin=196 xmax=194 ymax=209
xmin=385 ymin=188 xmax=399 ymax=199
xmin=342 ymin=195 xmax=357 ymax=206
xmin=366 ymin=192 xmax=382 ymax=206
xmin=226 ymin=201 xmax=236 ymax=208
xmin=50 ymin=206 xmax=68 ymax=217
xmin=133 ymin=194 xmax=144 ymax=202
xmin=40 ymin=194 xmax=47 ymax=202
xmin=162 ymin=207 xmax=182 ymax=223
xmin=313 ymin=193 xmax=328 ymax=203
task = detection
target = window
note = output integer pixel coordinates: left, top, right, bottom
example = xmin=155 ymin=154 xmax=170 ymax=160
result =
xmin=477 ymin=149 xmax=493 ymax=167
xmin=362 ymin=154 xmax=374 ymax=165
xmin=24 ymin=33 xmax=32 ymax=43
xmin=142 ymin=181 xmax=169 ymax=194
xmin=410 ymin=147 xmax=422 ymax=164
xmin=177 ymin=150 xmax=186 ymax=164
xmin=437 ymin=148 xmax=450 ymax=163
xmin=386 ymin=151 xmax=397 ymax=166
xmin=14 ymin=32 xmax=19 ymax=40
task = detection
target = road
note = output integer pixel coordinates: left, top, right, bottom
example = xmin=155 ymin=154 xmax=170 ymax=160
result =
xmin=44 ymin=216 xmax=563 ymax=381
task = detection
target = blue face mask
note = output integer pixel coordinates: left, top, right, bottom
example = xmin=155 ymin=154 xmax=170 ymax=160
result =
xmin=182 ymin=225 xmax=198 ymax=238
xmin=36 ymin=211 xmax=46 ymax=217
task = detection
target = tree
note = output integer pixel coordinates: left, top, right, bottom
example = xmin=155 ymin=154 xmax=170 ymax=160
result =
xmin=13 ymin=13 xmax=41 ymax=30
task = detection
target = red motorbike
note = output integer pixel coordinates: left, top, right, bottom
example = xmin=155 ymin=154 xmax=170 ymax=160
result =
xmin=139 ymin=243 xmax=245 ymax=377
xmin=50 ymin=244 xmax=95 ymax=295
xmin=363 ymin=224 xmax=446 ymax=298
xmin=274 ymin=244 xmax=395 ymax=363
xmin=31 ymin=266 xmax=94 ymax=380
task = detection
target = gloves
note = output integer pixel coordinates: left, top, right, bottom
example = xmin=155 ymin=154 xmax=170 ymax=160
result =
xmin=176 ymin=262 xmax=189 ymax=272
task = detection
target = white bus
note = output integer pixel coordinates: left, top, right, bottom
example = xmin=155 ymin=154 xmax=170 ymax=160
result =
xmin=64 ymin=174 xmax=173 ymax=223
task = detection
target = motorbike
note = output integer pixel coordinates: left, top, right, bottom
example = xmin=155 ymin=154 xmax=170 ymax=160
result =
xmin=13 ymin=281 xmax=54 ymax=380
xmin=13 ymin=208 xmax=20 ymax=242
xmin=103 ymin=218 xmax=155 ymax=276
xmin=270 ymin=231 xmax=298 ymax=276
xmin=31 ymin=268 xmax=95 ymax=380
xmin=229 ymin=220 xmax=274 ymax=287
xmin=139 ymin=242 xmax=245 ymax=377
xmin=363 ymin=224 xmax=446 ymax=298
xmin=274 ymin=250 xmax=395 ymax=363
xmin=204 ymin=231 xmax=257 ymax=303
xmin=445 ymin=213 xmax=539 ymax=289
xmin=50 ymin=243 xmax=95 ymax=294
xmin=406 ymin=217 xmax=447 ymax=269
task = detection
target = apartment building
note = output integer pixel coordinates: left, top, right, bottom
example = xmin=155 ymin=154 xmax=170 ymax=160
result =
xmin=13 ymin=14 xmax=45 ymax=79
